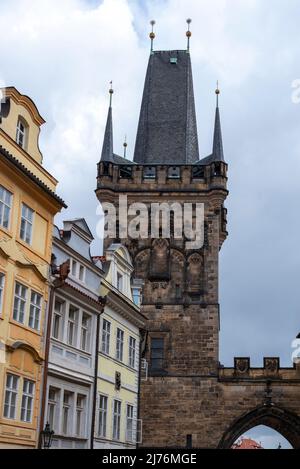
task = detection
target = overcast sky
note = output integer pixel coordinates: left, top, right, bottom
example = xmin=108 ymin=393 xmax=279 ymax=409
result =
xmin=1 ymin=0 xmax=300 ymax=371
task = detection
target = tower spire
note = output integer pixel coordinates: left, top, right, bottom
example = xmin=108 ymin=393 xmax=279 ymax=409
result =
xmin=109 ymin=80 xmax=113 ymax=107
xmin=212 ymin=82 xmax=224 ymax=162
xmin=186 ymin=18 xmax=192 ymax=52
xmin=100 ymin=83 xmax=114 ymax=162
xmin=149 ymin=20 xmax=156 ymax=53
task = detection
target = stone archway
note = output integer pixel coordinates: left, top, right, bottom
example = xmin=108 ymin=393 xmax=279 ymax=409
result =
xmin=218 ymin=405 xmax=300 ymax=449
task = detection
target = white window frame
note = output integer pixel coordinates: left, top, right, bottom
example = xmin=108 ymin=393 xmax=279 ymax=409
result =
xmin=0 ymin=272 xmax=5 ymax=316
xmin=116 ymin=328 xmax=124 ymax=362
xmin=78 ymin=264 xmax=85 ymax=282
xmin=52 ymin=297 xmax=65 ymax=341
xmin=70 ymin=258 xmax=86 ymax=283
xmin=28 ymin=290 xmax=42 ymax=331
xmin=20 ymin=203 xmax=34 ymax=245
xmin=0 ymin=185 xmax=12 ymax=230
xmin=13 ymin=282 xmax=28 ymax=324
xmin=16 ymin=117 xmax=28 ymax=149
xmin=117 ymin=272 xmax=123 ymax=292
xmin=101 ymin=319 xmax=111 ymax=355
xmin=80 ymin=312 xmax=91 ymax=352
xmin=62 ymin=391 xmax=73 ymax=435
xmin=112 ymin=399 xmax=121 ymax=440
xmin=21 ymin=379 xmax=35 ymax=422
xmin=67 ymin=305 xmax=79 ymax=347
xmin=98 ymin=394 xmax=108 ymax=438
xmin=129 ymin=336 xmax=136 ymax=368
xmin=47 ymin=386 xmax=59 ymax=432
xmin=126 ymin=404 xmax=134 ymax=442
xmin=3 ymin=373 xmax=19 ymax=420
xmin=75 ymin=394 xmax=86 ymax=437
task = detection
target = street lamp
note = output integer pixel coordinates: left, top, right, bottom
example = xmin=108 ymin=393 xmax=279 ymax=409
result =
xmin=41 ymin=422 xmax=54 ymax=449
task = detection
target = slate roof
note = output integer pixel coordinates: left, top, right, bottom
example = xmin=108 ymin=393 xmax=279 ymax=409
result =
xmin=99 ymin=50 xmax=225 ymax=167
xmin=113 ymin=154 xmax=136 ymax=165
xmin=212 ymin=104 xmax=224 ymax=162
xmin=133 ymin=50 xmax=199 ymax=165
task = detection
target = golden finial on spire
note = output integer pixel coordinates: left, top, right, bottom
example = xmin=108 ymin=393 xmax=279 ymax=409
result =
xmin=123 ymin=135 xmax=128 ymax=158
xmin=215 ymin=80 xmax=220 ymax=106
xmin=186 ymin=18 xmax=192 ymax=52
xmin=109 ymin=80 xmax=114 ymax=107
xmin=149 ymin=20 xmax=156 ymax=53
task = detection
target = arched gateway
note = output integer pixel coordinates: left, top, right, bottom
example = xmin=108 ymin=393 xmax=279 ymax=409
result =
xmin=218 ymin=405 xmax=300 ymax=449
xmin=96 ymin=27 xmax=300 ymax=447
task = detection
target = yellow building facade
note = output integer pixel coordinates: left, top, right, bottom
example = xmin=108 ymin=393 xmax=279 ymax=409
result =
xmin=95 ymin=244 xmax=145 ymax=449
xmin=0 ymin=87 xmax=66 ymax=448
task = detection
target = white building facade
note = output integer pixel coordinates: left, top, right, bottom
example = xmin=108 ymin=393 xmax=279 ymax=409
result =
xmin=45 ymin=219 xmax=103 ymax=449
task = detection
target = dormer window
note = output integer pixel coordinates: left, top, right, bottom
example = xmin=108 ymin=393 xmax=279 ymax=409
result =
xmin=168 ymin=166 xmax=180 ymax=179
xmin=16 ymin=117 xmax=28 ymax=150
xmin=143 ymin=166 xmax=156 ymax=179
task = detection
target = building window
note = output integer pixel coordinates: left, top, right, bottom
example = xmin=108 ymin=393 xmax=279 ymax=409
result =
xmin=20 ymin=203 xmax=34 ymax=245
xmin=71 ymin=259 xmax=77 ymax=277
xmin=143 ymin=166 xmax=156 ymax=179
xmin=80 ymin=312 xmax=91 ymax=352
xmin=62 ymin=391 xmax=72 ymax=435
xmin=150 ymin=338 xmax=164 ymax=370
xmin=112 ymin=400 xmax=121 ymax=440
xmin=16 ymin=117 xmax=28 ymax=149
xmin=0 ymin=272 xmax=5 ymax=315
xmin=70 ymin=259 xmax=86 ymax=282
xmin=3 ymin=374 xmax=19 ymax=419
xmin=21 ymin=379 xmax=35 ymax=422
xmin=101 ymin=319 xmax=111 ymax=355
xmin=129 ymin=336 xmax=136 ymax=368
xmin=98 ymin=395 xmax=108 ymax=438
xmin=79 ymin=265 xmax=85 ymax=282
xmin=116 ymin=328 xmax=124 ymax=362
xmin=67 ymin=305 xmax=79 ymax=347
xmin=52 ymin=298 xmax=65 ymax=340
xmin=13 ymin=282 xmax=28 ymax=324
xmin=132 ymin=287 xmax=141 ymax=307
xmin=126 ymin=404 xmax=134 ymax=442
xmin=175 ymin=284 xmax=181 ymax=298
xmin=168 ymin=166 xmax=180 ymax=179
xmin=47 ymin=387 xmax=59 ymax=432
xmin=75 ymin=394 xmax=86 ymax=437
xmin=0 ymin=185 xmax=12 ymax=230
xmin=28 ymin=291 xmax=42 ymax=330
xmin=117 ymin=272 xmax=123 ymax=292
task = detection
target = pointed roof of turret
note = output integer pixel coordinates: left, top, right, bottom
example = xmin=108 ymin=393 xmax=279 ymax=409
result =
xmin=100 ymin=84 xmax=114 ymax=163
xmin=197 ymin=85 xmax=225 ymax=165
xmin=212 ymin=85 xmax=224 ymax=162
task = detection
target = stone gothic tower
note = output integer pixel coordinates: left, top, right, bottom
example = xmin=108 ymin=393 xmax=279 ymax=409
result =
xmin=96 ymin=45 xmax=229 ymax=447
xmin=96 ymin=43 xmax=300 ymax=448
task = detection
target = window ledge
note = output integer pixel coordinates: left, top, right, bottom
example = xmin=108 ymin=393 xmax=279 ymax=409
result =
xmin=9 ymin=319 xmax=42 ymax=337
xmin=50 ymin=337 xmax=92 ymax=356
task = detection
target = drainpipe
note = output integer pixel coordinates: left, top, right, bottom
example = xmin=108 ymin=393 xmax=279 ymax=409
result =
xmin=38 ymin=261 xmax=70 ymax=448
xmin=90 ymin=296 xmax=107 ymax=449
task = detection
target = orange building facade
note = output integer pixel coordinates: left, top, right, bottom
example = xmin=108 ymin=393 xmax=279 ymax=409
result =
xmin=0 ymin=87 xmax=65 ymax=447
